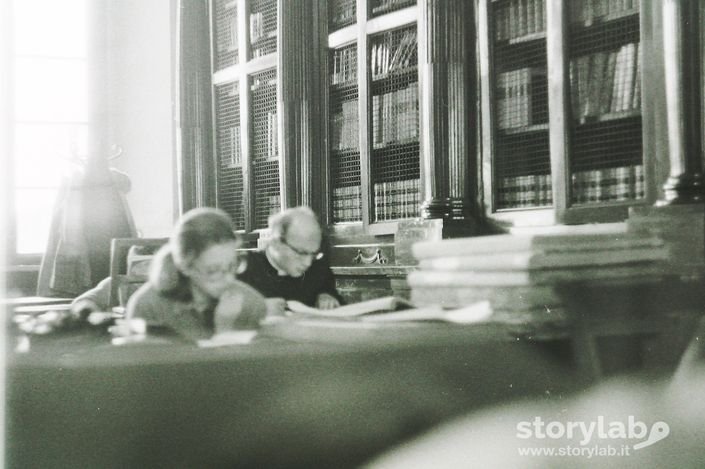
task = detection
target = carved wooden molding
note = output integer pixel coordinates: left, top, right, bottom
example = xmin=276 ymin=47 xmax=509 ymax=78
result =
xmin=352 ymin=248 xmax=389 ymax=265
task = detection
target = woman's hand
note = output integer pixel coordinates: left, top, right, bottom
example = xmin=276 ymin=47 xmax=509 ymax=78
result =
xmin=214 ymin=289 xmax=266 ymax=332
xmin=265 ymin=297 xmax=287 ymax=316
xmin=70 ymin=299 xmax=101 ymax=320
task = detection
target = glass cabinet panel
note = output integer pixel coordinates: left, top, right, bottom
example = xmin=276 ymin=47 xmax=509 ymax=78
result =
xmin=249 ymin=0 xmax=278 ymax=58
xmin=490 ymin=0 xmax=551 ymax=210
xmin=369 ymin=25 xmax=420 ymax=222
xmin=214 ymin=81 xmax=246 ymax=229
xmin=329 ymin=0 xmax=356 ymax=31
xmin=250 ymin=69 xmax=280 ymax=228
xmin=329 ymin=44 xmax=362 ymax=223
xmin=213 ymin=0 xmax=239 ymax=70
xmin=567 ymin=1 xmax=643 ymax=206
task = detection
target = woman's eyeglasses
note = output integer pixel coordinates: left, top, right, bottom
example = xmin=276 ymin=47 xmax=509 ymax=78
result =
xmin=278 ymin=237 xmax=324 ymax=260
xmin=192 ymin=258 xmax=246 ymax=281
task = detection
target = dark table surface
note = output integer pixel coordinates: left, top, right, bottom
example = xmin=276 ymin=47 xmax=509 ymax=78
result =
xmin=6 ymin=317 xmax=585 ymax=469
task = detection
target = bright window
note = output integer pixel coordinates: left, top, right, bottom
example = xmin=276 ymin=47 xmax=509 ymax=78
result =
xmin=11 ymin=0 xmax=90 ymax=255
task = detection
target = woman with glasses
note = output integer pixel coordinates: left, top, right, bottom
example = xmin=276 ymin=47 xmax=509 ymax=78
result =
xmin=125 ymin=208 xmax=266 ymax=341
xmin=238 ymin=206 xmax=342 ymax=314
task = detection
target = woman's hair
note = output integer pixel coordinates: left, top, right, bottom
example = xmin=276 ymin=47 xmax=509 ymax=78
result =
xmin=149 ymin=207 xmax=239 ymax=300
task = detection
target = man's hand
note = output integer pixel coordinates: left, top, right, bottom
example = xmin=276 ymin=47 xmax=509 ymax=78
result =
xmin=265 ymin=297 xmax=287 ymax=316
xmin=315 ymin=293 xmax=340 ymax=310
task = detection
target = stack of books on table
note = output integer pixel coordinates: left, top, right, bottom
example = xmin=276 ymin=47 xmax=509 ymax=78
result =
xmin=408 ymin=232 xmax=668 ymax=325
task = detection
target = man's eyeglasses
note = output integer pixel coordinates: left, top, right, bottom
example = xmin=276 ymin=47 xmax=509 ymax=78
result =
xmin=278 ymin=237 xmax=324 ymax=260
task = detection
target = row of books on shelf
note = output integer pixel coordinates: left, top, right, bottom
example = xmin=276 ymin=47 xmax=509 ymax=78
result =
xmin=496 ymin=67 xmax=543 ymax=129
xmin=571 ymin=165 xmax=644 ymax=203
xmin=330 ymin=3 xmax=355 ymax=27
xmin=333 ymin=185 xmax=362 ymax=222
xmin=371 ymin=0 xmax=416 ymax=15
xmin=262 ymin=194 xmax=281 ymax=218
xmin=497 ymin=173 xmax=552 ymax=208
xmin=497 ymin=165 xmax=644 ymax=208
xmin=330 ymin=100 xmax=359 ymax=151
xmin=331 ymin=48 xmax=357 ymax=85
xmin=570 ymin=0 xmax=639 ymax=27
xmin=227 ymin=126 xmax=242 ymax=166
xmin=371 ymin=29 xmax=417 ymax=79
xmin=257 ymin=111 xmax=278 ymax=159
xmin=495 ymin=0 xmax=545 ymax=42
xmin=223 ymin=16 xmax=238 ymax=51
xmin=372 ymin=86 xmax=419 ymax=147
xmin=252 ymin=41 xmax=276 ymax=58
xmin=250 ymin=75 xmax=276 ymax=91
xmin=570 ymin=42 xmax=640 ymax=120
xmin=249 ymin=12 xmax=270 ymax=43
xmin=374 ymin=178 xmax=420 ymax=221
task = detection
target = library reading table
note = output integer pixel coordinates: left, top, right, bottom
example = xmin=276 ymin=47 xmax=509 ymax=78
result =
xmin=7 ymin=318 xmax=582 ymax=469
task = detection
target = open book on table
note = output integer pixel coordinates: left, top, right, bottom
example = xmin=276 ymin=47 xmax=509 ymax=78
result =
xmin=285 ymin=296 xmax=493 ymax=324
xmin=286 ymin=296 xmax=413 ymax=318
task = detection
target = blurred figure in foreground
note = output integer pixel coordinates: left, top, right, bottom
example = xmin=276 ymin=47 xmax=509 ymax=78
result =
xmin=367 ymin=369 xmax=705 ymax=468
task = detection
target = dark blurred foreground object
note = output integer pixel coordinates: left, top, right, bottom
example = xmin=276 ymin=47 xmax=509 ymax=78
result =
xmin=368 ymin=372 xmax=705 ymax=469
xmin=7 ymin=326 xmax=586 ymax=469
xmin=37 ymin=156 xmax=137 ymax=298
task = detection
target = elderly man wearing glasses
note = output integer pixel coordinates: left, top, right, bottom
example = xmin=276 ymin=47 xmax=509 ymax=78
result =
xmin=239 ymin=206 xmax=342 ymax=314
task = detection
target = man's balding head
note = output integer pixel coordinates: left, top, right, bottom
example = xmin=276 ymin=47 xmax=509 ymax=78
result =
xmin=269 ymin=206 xmax=322 ymax=245
xmin=267 ymin=206 xmax=323 ymax=277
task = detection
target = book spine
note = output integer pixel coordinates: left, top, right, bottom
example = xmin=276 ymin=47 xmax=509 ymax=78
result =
xmin=333 ymin=187 xmax=341 ymax=221
xmin=526 ymin=0 xmax=535 ymax=35
xmin=586 ymin=52 xmax=607 ymax=118
xmin=374 ymin=182 xmax=380 ymax=221
xmin=520 ymin=68 xmax=530 ymax=127
xmin=633 ymin=164 xmax=644 ymax=199
xmin=509 ymin=0 xmax=517 ymax=41
xmin=610 ymin=45 xmax=626 ymax=113
xmin=631 ymin=42 xmax=641 ymax=111
xmin=571 ymin=171 xmax=583 ymax=204
xmin=518 ymin=0 xmax=527 ymax=38
xmin=497 ymin=71 xmax=508 ymax=129
xmin=599 ymin=50 xmax=617 ymax=115
xmin=576 ymin=55 xmax=591 ymax=119
xmin=615 ymin=166 xmax=633 ymax=201
xmin=602 ymin=167 xmax=616 ymax=202
xmin=620 ymin=43 xmax=636 ymax=112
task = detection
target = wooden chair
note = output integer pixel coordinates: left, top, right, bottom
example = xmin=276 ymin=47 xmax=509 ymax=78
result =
xmin=108 ymin=238 xmax=168 ymax=308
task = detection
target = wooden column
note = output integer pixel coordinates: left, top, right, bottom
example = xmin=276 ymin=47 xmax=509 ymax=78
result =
xmin=177 ymin=0 xmax=214 ymax=211
xmin=627 ymin=0 xmax=705 ymax=279
xmin=418 ymin=0 xmax=476 ymax=221
xmin=659 ymin=0 xmax=703 ymax=204
xmin=279 ymin=0 xmax=316 ymax=209
xmin=1 ymin=0 xmax=14 ymax=262
xmin=312 ymin=0 xmax=330 ymax=221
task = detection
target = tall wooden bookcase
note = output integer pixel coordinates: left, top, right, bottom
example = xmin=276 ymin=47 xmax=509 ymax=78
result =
xmin=205 ymin=0 xmax=476 ymax=238
xmin=210 ymin=0 xmax=280 ymax=231
xmin=328 ymin=0 xmax=421 ymax=230
xmin=479 ymin=0 xmax=649 ymax=226
xmin=209 ymin=0 xmax=328 ymax=232
xmin=326 ymin=0 xmax=477 ymax=237
xmin=199 ymin=0 xmax=698 ymax=236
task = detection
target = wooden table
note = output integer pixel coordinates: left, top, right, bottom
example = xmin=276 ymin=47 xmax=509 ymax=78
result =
xmin=7 ymin=320 xmax=584 ymax=469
